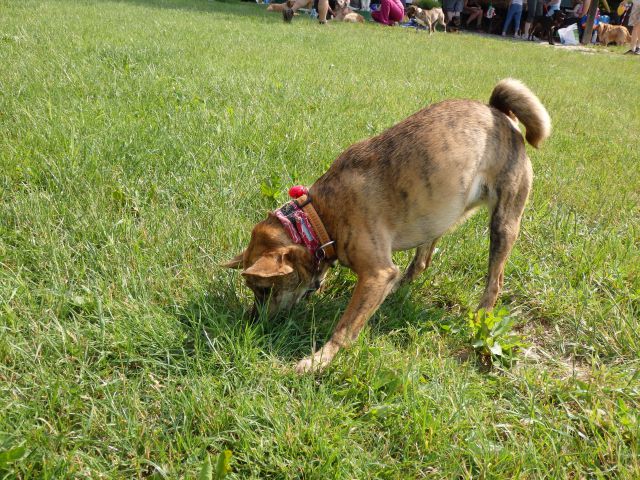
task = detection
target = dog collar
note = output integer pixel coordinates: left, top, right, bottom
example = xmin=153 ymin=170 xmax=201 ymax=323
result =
xmin=275 ymin=189 xmax=336 ymax=263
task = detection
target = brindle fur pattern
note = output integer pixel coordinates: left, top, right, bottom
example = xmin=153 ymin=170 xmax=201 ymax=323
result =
xmin=225 ymin=79 xmax=551 ymax=373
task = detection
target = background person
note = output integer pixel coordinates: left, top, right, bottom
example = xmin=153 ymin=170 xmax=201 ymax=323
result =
xmin=464 ymin=0 xmax=484 ymax=28
xmin=372 ymin=0 xmax=404 ymax=24
xmin=443 ymin=0 xmax=464 ymax=22
xmin=626 ymin=0 xmax=640 ymax=53
xmin=545 ymin=0 xmax=561 ymax=16
xmin=523 ymin=0 xmax=544 ymax=38
xmin=502 ymin=0 xmax=526 ymax=36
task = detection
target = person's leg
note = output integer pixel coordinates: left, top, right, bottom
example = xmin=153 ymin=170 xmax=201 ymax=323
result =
xmin=466 ymin=9 xmax=480 ymax=25
xmin=475 ymin=9 xmax=484 ymax=26
xmin=318 ymin=0 xmax=329 ymax=22
xmin=454 ymin=0 xmax=463 ymax=23
xmin=502 ymin=5 xmax=515 ymax=35
xmin=630 ymin=25 xmax=640 ymax=52
xmin=513 ymin=5 xmax=523 ymax=36
xmin=524 ymin=0 xmax=538 ymax=37
xmin=442 ymin=0 xmax=452 ymax=21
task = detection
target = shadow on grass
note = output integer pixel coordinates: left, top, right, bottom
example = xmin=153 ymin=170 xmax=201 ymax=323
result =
xmin=172 ymin=273 xmax=457 ymax=369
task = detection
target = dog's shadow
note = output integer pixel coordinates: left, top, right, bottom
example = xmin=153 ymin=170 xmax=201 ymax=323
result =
xmin=173 ymin=269 xmax=458 ymax=367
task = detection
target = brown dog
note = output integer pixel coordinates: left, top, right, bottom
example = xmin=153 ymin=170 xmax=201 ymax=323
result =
xmin=598 ymin=23 xmax=631 ymax=46
xmin=333 ymin=0 xmax=365 ymax=22
xmin=335 ymin=7 xmax=365 ymax=22
xmin=406 ymin=5 xmax=447 ymax=34
xmin=225 ymin=79 xmax=551 ymax=373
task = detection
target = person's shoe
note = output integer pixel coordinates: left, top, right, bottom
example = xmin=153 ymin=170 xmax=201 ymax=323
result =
xmin=501 ymin=32 xmax=506 ymax=36
xmin=624 ymin=48 xmax=637 ymax=54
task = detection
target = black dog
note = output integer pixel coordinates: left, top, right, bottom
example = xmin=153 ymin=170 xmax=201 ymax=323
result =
xmin=528 ymin=11 xmax=566 ymax=45
xmin=283 ymin=7 xmax=294 ymax=22
xmin=447 ymin=16 xmax=461 ymax=33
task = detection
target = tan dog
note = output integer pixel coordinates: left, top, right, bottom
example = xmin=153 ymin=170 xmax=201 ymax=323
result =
xmin=598 ymin=23 xmax=631 ymax=46
xmin=334 ymin=0 xmax=365 ymax=22
xmin=225 ymin=79 xmax=551 ymax=373
xmin=406 ymin=5 xmax=447 ymax=34
xmin=335 ymin=8 xmax=365 ymax=22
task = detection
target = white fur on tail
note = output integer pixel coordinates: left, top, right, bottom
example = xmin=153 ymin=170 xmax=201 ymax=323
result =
xmin=489 ymin=79 xmax=551 ymax=148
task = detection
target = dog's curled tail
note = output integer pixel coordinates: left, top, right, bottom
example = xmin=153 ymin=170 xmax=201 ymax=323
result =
xmin=489 ymin=78 xmax=551 ymax=148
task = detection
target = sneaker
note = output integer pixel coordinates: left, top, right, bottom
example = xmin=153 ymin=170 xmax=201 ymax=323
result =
xmin=624 ymin=48 xmax=638 ymax=54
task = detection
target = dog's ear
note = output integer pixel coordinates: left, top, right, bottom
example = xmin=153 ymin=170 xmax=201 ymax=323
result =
xmin=222 ymin=251 xmax=245 ymax=269
xmin=242 ymin=253 xmax=294 ymax=278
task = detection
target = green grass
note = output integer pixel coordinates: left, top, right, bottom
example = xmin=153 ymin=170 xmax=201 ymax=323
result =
xmin=1 ymin=0 xmax=639 ymax=477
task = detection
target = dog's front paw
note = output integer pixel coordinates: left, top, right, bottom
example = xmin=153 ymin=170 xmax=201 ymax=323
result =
xmin=295 ymin=356 xmax=323 ymax=374
xmin=294 ymin=345 xmax=338 ymax=374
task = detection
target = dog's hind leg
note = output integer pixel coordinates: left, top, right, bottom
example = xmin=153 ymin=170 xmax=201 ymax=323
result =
xmin=400 ymin=239 xmax=439 ymax=287
xmin=478 ymin=159 xmax=532 ymax=311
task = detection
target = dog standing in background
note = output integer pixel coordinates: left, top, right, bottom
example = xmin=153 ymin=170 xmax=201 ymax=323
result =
xmin=598 ymin=23 xmax=631 ymax=45
xmin=528 ymin=10 xmax=565 ymax=44
xmin=406 ymin=5 xmax=447 ymax=33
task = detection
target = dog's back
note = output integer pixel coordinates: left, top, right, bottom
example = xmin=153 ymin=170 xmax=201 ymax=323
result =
xmin=315 ymin=80 xmax=550 ymax=247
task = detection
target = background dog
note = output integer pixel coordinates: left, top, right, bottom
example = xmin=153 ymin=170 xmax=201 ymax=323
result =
xmin=599 ymin=23 xmax=631 ymax=46
xmin=334 ymin=0 xmax=365 ymax=22
xmin=406 ymin=5 xmax=447 ymax=34
xmin=528 ymin=11 xmax=566 ymax=44
xmin=283 ymin=6 xmax=295 ymax=22
xmin=225 ymin=79 xmax=551 ymax=373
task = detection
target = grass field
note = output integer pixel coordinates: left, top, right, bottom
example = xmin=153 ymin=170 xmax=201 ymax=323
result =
xmin=1 ymin=0 xmax=640 ymax=477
